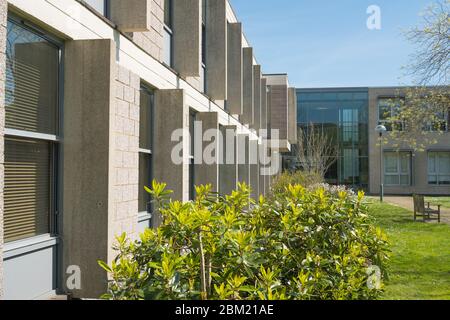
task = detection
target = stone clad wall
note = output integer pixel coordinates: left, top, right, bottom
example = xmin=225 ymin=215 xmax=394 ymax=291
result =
xmin=111 ymin=65 xmax=141 ymax=243
xmin=131 ymin=0 xmax=164 ymax=62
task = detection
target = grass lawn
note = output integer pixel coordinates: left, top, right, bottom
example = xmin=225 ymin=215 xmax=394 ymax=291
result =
xmin=367 ymin=201 xmax=450 ymax=300
xmin=426 ymin=197 xmax=450 ymax=209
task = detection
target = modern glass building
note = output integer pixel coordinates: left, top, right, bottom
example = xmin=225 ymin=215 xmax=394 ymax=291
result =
xmin=295 ymin=88 xmax=370 ymax=189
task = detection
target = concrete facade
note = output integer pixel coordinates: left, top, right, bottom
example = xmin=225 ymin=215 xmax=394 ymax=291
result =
xmin=242 ymin=47 xmax=254 ymax=125
xmin=62 ymin=39 xmax=120 ymax=298
xmin=219 ymin=126 xmax=238 ymax=195
xmin=110 ymin=0 xmax=151 ymax=32
xmin=227 ymin=23 xmax=243 ymax=115
xmin=195 ymin=112 xmax=220 ymax=192
xmin=252 ymin=65 xmax=262 ymax=130
xmin=205 ymin=0 xmax=227 ymax=101
xmin=130 ymin=0 xmax=165 ymax=62
xmin=173 ymin=0 xmax=201 ymax=78
xmin=0 ymin=0 xmax=291 ymax=299
xmin=0 ymin=0 xmax=5 ymax=301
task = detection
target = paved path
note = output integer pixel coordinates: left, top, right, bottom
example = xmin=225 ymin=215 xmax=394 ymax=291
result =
xmin=384 ymin=196 xmax=450 ymax=224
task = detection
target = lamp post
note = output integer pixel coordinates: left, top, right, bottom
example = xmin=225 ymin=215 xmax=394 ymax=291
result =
xmin=375 ymin=125 xmax=387 ymax=202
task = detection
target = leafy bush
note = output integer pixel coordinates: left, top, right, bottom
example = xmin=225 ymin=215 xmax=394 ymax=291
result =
xmin=270 ymin=171 xmax=323 ymax=197
xmin=307 ymin=183 xmax=356 ymax=198
xmin=99 ymin=181 xmax=389 ymax=300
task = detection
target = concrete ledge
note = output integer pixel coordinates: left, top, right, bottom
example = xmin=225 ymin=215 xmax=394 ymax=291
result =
xmin=110 ymin=0 xmax=151 ymax=32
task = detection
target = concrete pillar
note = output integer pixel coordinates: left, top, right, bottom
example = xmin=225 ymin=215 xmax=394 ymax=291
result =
xmin=259 ymin=142 xmax=267 ymax=197
xmin=194 ymin=112 xmax=219 ymax=192
xmin=261 ymin=78 xmax=268 ymax=133
xmin=0 ymin=0 xmax=6 ymax=300
xmin=206 ymin=0 xmax=227 ymax=100
xmin=252 ymin=65 xmax=262 ymax=130
xmin=63 ymin=39 xmax=118 ymax=298
xmin=173 ymin=0 xmax=201 ymax=78
xmin=219 ymin=126 xmax=238 ymax=195
xmin=249 ymin=139 xmax=259 ymax=199
xmin=153 ymin=89 xmax=189 ymax=207
xmin=268 ymin=84 xmax=288 ymax=141
xmin=288 ymin=87 xmax=297 ymax=145
xmin=110 ymin=0 xmax=151 ymax=32
xmin=237 ymin=134 xmax=250 ymax=185
xmin=227 ymin=23 xmax=243 ymax=115
xmin=241 ymin=48 xmax=254 ymax=125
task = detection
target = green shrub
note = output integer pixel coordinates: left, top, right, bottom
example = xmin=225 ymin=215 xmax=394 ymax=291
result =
xmin=270 ymin=171 xmax=323 ymax=197
xmin=99 ymin=181 xmax=389 ymax=300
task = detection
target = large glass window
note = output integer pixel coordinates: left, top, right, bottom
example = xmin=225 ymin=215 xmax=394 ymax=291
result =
xmin=4 ymin=18 xmax=61 ymax=243
xmin=163 ymin=0 xmax=173 ymax=66
xmin=296 ymin=89 xmax=369 ymax=188
xmin=384 ymin=152 xmax=412 ymax=186
xmin=428 ymin=152 xmax=450 ymax=185
xmin=139 ymin=86 xmax=154 ymax=214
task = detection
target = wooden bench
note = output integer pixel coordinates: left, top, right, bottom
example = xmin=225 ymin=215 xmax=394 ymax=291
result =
xmin=413 ymin=194 xmax=441 ymax=223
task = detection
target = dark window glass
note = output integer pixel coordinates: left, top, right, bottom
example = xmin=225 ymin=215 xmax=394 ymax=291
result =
xmin=4 ymin=137 xmax=53 ymax=242
xmin=164 ymin=0 xmax=173 ymax=28
xmin=6 ymin=20 xmax=59 ymax=135
xmin=139 ymin=153 xmax=152 ymax=213
xmin=139 ymin=87 xmax=154 ymax=213
xmin=189 ymin=111 xmax=196 ymax=200
xmin=4 ymin=19 xmax=60 ymax=243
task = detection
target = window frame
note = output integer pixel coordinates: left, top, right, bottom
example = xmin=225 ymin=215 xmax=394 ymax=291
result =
xmin=138 ymin=85 xmax=155 ymax=216
xmin=377 ymin=97 xmax=405 ymax=132
xmin=4 ymin=15 xmax=63 ymax=243
xmin=428 ymin=151 xmax=450 ymax=186
xmin=383 ymin=151 xmax=412 ymax=187
xmin=189 ymin=110 xmax=197 ymax=201
xmin=163 ymin=0 xmax=173 ymax=67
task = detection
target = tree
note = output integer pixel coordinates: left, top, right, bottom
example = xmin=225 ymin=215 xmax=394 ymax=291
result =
xmin=383 ymin=1 xmax=450 ymax=151
xmin=405 ymin=0 xmax=449 ymax=85
xmin=380 ymin=87 xmax=450 ymax=151
xmin=295 ymin=123 xmax=338 ymax=179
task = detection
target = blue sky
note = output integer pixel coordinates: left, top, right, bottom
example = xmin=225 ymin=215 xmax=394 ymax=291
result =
xmin=230 ymin=0 xmax=433 ymax=88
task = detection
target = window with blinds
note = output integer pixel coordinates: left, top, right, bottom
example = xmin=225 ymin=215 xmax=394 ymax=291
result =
xmin=139 ymin=86 xmax=154 ymax=214
xmin=4 ymin=18 xmax=60 ymax=243
xmin=4 ymin=138 xmax=52 ymax=242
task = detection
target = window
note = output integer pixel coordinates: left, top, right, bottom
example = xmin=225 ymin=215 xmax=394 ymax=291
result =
xmin=84 ymin=0 xmax=109 ymax=17
xmin=201 ymin=0 xmax=207 ymax=93
xmin=189 ymin=111 xmax=197 ymax=201
xmin=4 ymin=18 xmax=61 ymax=243
xmin=428 ymin=152 xmax=450 ymax=185
xmin=163 ymin=0 xmax=173 ymax=66
xmin=384 ymin=152 xmax=412 ymax=186
xmin=139 ymin=86 xmax=154 ymax=214
xmin=378 ymin=98 xmax=405 ymax=131
xmin=424 ymin=108 xmax=449 ymax=132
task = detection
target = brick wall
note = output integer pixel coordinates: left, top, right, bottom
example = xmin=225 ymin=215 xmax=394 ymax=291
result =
xmin=109 ymin=64 xmax=141 ymax=249
xmin=131 ymin=0 xmax=164 ymax=62
xmin=0 ymin=0 xmax=6 ymax=300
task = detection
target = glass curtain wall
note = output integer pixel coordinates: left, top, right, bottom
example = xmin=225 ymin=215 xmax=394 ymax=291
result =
xmin=296 ymin=89 xmax=369 ymax=189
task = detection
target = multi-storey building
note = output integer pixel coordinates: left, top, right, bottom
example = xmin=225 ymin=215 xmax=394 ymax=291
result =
xmin=0 ymin=0 xmax=297 ymax=299
xmin=292 ymin=87 xmax=450 ymax=195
